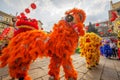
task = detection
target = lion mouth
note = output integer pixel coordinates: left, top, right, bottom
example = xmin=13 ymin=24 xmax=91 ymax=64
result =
xmin=70 ymin=23 xmax=85 ymax=36
xmin=72 ymin=24 xmax=80 ymax=34
xmin=67 ymin=22 xmax=80 ymax=34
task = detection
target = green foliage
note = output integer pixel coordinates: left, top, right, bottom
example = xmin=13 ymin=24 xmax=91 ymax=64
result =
xmin=87 ymin=22 xmax=98 ymax=34
xmin=75 ymin=48 xmax=80 ymax=54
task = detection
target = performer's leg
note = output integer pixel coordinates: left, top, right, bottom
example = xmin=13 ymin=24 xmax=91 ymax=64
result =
xmin=113 ymin=48 xmax=116 ymax=57
xmin=96 ymin=51 xmax=100 ymax=65
xmin=62 ymin=56 xmax=77 ymax=80
xmin=85 ymin=54 xmax=92 ymax=69
xmin=91 ymin=54 xmax=96 ymax=67
xmin=9 ymin=60 xmax=31 ymax=80
xmin=116 ymin=48 xmax=118 ymax=57
xmin=48 ymin=55 xmax=62 ymax=80
xmin=112 ymin=48 xmax=115 ymax=57
xmin=19 ymin=77 xmax=24 ymax=80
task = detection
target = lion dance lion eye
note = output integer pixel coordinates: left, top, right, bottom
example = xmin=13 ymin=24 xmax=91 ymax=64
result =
xmin=65 ymin=15 xmax=74 ymax=22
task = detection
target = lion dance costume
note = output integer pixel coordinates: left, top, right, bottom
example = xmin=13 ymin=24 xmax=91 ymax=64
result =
xmin=0 ymin=14 xmax=38 ymax=56
xmin=79 ymin=32 xmax=102 ymax=69
xmin=0 ymin=8 xmax=86 ymax=80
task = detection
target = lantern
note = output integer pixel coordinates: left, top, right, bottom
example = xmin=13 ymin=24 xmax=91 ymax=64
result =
xmin=110 ymin=11 xmax=118 ymax=22
xmin=31 ymin=3 xmax=36 ymax=9
xmin=0 ymin=27 xmax=11 ymax=38
xmin=106 ymin=22 xmax=108 ymax=26
xmin=111 ymin=11 xmax=118 ymax=19
xmin=96 ymin=23 xmax=99 ymax=26
xmin=100 ymin=32 xmax=103 ymax=34
xmin=20 ymin=12 xmax=25 ymax=16
xmin=108 ymin=29 xmax=112 ymax=32
xmin=25 ymin=8 xmax=30 ymax=13
xmin=110 ymin=17 xmax=116 ymax=22
xmin=85 ymin=26 xmax=88 ymax=30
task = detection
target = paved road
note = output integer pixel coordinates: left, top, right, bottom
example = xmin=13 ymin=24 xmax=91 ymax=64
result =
xmin=0 ymin=54 xmax=120 ymax=80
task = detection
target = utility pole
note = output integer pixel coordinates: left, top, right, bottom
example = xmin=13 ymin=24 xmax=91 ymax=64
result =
xmin=110 ymin=0 xmax=113 ymax=10
xmin=12 ymin=12 xmax=18 ymax=29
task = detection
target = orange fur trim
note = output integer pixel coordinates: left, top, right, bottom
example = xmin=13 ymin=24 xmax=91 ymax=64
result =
xmin=24 ymin=75 xmax=32 ymax=80
xmin=46 ymin=20 xmax=79 ymax=58
xmin=0 ymin=30 xmax=47 ymax=78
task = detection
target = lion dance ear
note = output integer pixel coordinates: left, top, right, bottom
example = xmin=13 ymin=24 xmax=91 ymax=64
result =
xmin=16 ymin=14 xmax=39 ymax=30
xmin=65 ymin=8 xmax=86 ymax=23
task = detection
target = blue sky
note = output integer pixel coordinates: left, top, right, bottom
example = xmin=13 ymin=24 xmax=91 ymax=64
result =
xmin=0 ymin=0 xmax=119 ymax=31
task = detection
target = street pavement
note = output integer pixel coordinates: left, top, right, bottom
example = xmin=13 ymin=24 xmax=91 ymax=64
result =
xmin=0 ymin=54 xmax=120 ymax=80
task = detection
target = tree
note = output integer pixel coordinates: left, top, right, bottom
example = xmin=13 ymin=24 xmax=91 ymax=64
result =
xmin=87 ymin=22 xmax=98 ymax=33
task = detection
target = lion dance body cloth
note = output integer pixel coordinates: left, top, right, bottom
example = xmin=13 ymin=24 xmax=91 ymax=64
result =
xmin=79 ymin=32 xmax=102 ymax=69
xmin=0 ymin=8 xmax=86 ymax=80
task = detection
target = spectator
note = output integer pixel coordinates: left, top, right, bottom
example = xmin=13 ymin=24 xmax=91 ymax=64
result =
xmin=110 ymin=41 xmax=117 ymax=58
xmin=102 ymin=40 xmax=113 ymax=58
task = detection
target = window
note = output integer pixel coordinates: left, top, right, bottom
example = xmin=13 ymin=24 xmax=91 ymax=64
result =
xmin=117 ymin=9 xmax=120 ymax=16
xmin=6 ymin=18 xmax=9 ymax=23
xmin=0 ymin=16 xmax=3 ymax=21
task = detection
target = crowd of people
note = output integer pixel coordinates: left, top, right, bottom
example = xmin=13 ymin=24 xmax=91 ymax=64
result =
xmin=100 ymin=37 xmax=119 ymax=59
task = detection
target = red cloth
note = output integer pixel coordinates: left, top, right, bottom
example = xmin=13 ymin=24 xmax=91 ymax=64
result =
xmin=14 ymin=28 xmax=31 ymax=37
xmin=118 ymin=48 xmax=120 ymax=59
xmin=0 ymin=50 xmax=1 ymax=55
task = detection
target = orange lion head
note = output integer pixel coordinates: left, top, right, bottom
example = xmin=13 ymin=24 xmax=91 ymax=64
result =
xmin=65 ymin=8 xmax=86 ymax=36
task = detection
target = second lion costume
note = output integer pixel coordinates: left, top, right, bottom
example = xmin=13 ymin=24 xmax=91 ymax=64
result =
xmin=79 ymin=32 xmax=102 ymax=69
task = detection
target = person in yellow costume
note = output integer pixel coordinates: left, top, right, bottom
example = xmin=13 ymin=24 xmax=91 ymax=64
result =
xmin=79 ymin=32 xmax=102 ymax=69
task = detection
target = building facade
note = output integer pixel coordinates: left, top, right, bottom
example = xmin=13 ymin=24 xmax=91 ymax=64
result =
xmin=95 ymin=1 xmax=120 ymax=36
xmin=109 ymin=1 xmax=120 ymax=33
xmin=95 ymin=21 xmax=108 ymax=32
xmin=109 ymin=1 xmax=120 ymax=18
xmin=0 ymin=11 xmax=14 ymax=34
xmin=95 ymin=21 xmax=110 ymax=36
xmin=111 ymin=1 xmax=120 ymax=10
xmin=85 ymin=1 xmax=120 ymax=37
